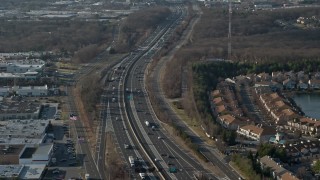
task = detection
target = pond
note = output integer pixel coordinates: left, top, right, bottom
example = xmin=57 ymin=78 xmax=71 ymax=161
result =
xmin=293 ymin=93 xmax=320 ymax=119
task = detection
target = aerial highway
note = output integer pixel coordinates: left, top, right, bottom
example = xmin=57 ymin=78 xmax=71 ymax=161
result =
xmin=68 ymin=3 xmax=237 ymax=180
xmin=148 ymin=4 xmax=241 ymax=180
xmin=96 ymin=4 xmax=219 ymax=180
xmin=109 ymin=5 xmax=218 ymax=180
xmin=94 ymin=5 xmax=189 ymax=180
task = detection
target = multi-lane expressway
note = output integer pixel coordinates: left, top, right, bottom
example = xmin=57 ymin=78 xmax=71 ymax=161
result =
xmin=69 ymin=3 xmax=239 ymax=180
xmin=98 ymin=4 xmax=219 ymax=180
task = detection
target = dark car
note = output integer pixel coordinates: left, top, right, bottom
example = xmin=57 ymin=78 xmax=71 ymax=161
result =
xmin=68 ymin=162 xmax=77 ymax=166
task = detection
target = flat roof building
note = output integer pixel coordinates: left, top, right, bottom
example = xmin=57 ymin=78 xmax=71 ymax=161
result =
xmin=0 ymin=144 xmax=25 ymax=165
xmin=0 ymin=164 xmax=45 ymax=179
xmin=19 ymin=164 xmax=46 ymax=179
xmin=0 ymin=99 xmax=41 ymax=120
xmin=20 ymin=144 xmax=53 ymax=165
xmin=0 ymin=59 xmax=45 ymax=73
xmin=0 ymin=119 xmax=50 ymax=144
xmin=0 ymin=165 xmax=23 ymax=178
xmin=15 ymin=85 xmax=48 ymax=97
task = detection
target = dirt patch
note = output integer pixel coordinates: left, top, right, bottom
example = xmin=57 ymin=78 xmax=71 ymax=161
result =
xmin=105 ymin=132 xmax=130 ymax=180
xmin=72 ymin=86 xmax=97 ymax=156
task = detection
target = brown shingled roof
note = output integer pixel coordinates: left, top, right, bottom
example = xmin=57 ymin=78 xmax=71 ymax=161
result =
xmin=281 ymin=172 xmax=300 ymax=180
xmin=216 ymin=105 xmax=227 ymax=113
xmin=213 ymin=97 xmax=223 ymax=105
xmin=219 ymin=114 xmax=236 ymax=124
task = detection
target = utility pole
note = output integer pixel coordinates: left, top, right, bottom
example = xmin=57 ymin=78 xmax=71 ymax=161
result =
xmin=228 ymin=0 xmax=232 ymax=60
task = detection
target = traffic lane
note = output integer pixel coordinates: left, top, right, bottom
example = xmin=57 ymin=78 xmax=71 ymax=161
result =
xmin=130 ymin=114 xmax=192 ymax=180
xmin=67 ymin=106 xmax=100 ymax=178
xmin=126 ymin=93 xmax=192 ymax=179
xmin=75 ymin=121 xmax=99 ymax=178
xmin=109 ymin=85 xmax=156 ymax=178
xmin=200 ymin=147 xmax=237 ymax=180
xmin=130 ymin=80 xmax=210 ymax=174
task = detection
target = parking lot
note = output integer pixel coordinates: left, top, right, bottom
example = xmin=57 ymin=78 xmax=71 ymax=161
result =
xmin=43 ymin=120 xmax=85 ymax=179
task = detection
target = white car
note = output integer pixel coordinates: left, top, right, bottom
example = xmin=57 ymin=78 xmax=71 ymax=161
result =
xmin=52 ymin=169 xmax=60 ymax=174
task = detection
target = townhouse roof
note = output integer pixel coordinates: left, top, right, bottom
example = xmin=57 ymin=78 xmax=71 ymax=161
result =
xmin=283 ymin=78 xmax=295 ymax=85
xmin=270 ymin=93 xmax=280 ymax=100
xmin=281 ymin=172 xmax=300 ymax=180
xmin=241 ymin=124 xmax=263 ymax=135
xmin=240 ymin=125 xmax=276 ymax=136
xmin=300 ymin=117 xmax=316 ymax=124
xmin=298 ymin=80 xmax=308 ymax=84
xmin=216 ymin=105 xmax=227 ymax=113
xmin=219 ymin=114 xmax=236 ymax=124
xmin=257 ymin=72 xmax=270 ymax=79
xmin=275 ymin=100 xmax=286 ymax=109
xmin=212 ymin=90 xmax=221 ymax=97
xmin=272 ymin=71 xmax=284 ymax=77
xmin=309 ymin=78 xmax=320 ymax=84
xmin=260 ymin=156 xmax=287 ymax=176
xmin=213 ymin=97 xmax=223 ymax=105
xmin=281 ymin=109 xmax=296 ymax=117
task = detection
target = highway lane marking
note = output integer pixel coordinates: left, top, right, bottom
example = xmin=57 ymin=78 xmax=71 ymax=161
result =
xmin=162 ymin=141 xmax=195 ymax=179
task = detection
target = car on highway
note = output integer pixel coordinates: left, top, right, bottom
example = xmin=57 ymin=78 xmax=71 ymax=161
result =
xmin=158 ymin=136 xmax=162 ymax=140
xmin=124 ymin=144 xmax=131 ymax=149
xmin=52 ymin=168 xmax=60 ymax=174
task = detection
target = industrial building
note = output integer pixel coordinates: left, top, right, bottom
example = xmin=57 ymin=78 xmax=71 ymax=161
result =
xmin=0 ymin=119 xmax=50 ymax=144
xmin=0 ymin=59 xmax=45 ymax=73
xmin=0 ymin=100 xmax=41 ymax=120
xmin=15 ymin=85 xmax=48 ymax=97
xmin=0 ymin=164 xmax=46 ymax=179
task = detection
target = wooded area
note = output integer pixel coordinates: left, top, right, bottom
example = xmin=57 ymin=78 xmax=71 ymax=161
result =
xmin=192 ymin=7 xmax=320 ymax=62
xmin=0 ymin=20 xmax=112 ymax=54
xmin=116 ymin=6 xmax=172 ymax=52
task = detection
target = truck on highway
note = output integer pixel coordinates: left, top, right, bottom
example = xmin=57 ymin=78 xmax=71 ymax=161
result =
xmin=145 ymin=121 xmax=150 ymax=127
xmin=129 ymin=156 xmax=135 ymax=167
xmin=139 ymin=173 xmax=146 ymax=179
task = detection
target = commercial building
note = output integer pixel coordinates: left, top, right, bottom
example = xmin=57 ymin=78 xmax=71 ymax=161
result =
xmin=0 ymin=164 xmax=46 ymax=179
xmin=0 ymin=87 xmax=10 ymax=97
xmin=15 ymin=85 xmax=48 ymax=97
xmin=20 ymin=143 xmax=53 ymax=165
xmin=0 ymin=59 xmax=45 ymax=73
xmin=0 ymin=99 xmax=41 ymax=120
xmin=0 ymin=145 xmax=25 ymax=164
xmin=0 ymin=119 xmax=50 ymax=144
